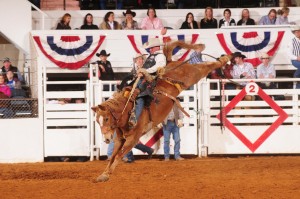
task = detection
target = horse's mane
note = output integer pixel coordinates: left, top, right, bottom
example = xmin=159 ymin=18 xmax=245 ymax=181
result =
xmin=163 ymin=41 xmax=205 ymax=62
xmin=101 ymin=90 xmax=127 ymax=112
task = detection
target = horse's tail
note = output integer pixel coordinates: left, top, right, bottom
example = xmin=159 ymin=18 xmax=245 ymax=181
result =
xmin=163 ymin=40 xmax=205 ymax=62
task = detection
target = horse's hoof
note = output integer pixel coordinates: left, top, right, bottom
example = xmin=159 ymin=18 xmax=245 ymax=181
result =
xmin=96 ymin=174 xmax=109 ymax=182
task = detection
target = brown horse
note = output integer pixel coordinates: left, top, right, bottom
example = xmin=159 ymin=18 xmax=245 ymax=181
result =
xmin=92 ymin=41 xmax=232 ymax=182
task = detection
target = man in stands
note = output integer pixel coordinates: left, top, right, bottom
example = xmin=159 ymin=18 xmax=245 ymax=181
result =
xmin=288 ymin=25 xmax=300 ymax=88
xmin=1 ymin=57 xmax=23 ymax=82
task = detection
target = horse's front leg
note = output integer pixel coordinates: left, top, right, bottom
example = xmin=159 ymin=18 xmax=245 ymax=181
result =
xmin=96 ymin=135 xmax=137 ymax=182
xmin=96 ymin=135 xmax=125 ymax=182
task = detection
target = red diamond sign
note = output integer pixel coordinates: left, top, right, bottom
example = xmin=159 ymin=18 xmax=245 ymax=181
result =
xmin=216 ymin=82 xmax=288 ymax=152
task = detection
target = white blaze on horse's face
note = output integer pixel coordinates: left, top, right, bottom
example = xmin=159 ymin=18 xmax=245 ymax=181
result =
xmin=99 ymin=115 xmax=104 ymax=127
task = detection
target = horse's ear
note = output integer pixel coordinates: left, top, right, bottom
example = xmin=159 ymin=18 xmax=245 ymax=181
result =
xmin=91 ymin=106 xmax=98 ymax=113
xmin=98 ymin=105 xmax=106 ymax=111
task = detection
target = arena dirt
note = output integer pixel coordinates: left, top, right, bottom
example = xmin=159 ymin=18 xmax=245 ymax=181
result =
xmin=0 ymin=156 xmax=299 ymax=199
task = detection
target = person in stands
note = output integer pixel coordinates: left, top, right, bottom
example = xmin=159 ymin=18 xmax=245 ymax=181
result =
xmin=237 ymin=9 xmax=255 ymax=26
xmin=180 ymin=12 xmax=198 ymax=29
xmin=276 ymin=7 xmax=290 ymax=25
xmin=56 ymin=13 xmax=71 ymax=29
xmin=140 ymin=7 xmax=167 ymax=35
xmin=1 ymin=57 xmax=23 ymax=82
xmin=0 ymin=74 xmax=13 ymax=118
xmin=100 ymin=11 xmax=121 ymax=30
xmin=219 ymin=8 xmax=236 ymax=28
xmin=80 ymin=13 xmax=98 ymax=29
xmin=121 ymin=9 xmax=139 ymax=30
xmin=5 ymin=70 xmax=17 ymax=93
xmin=287 ymin=25 xmax=300 ymax=88
xmin=259 ymin=9 xmax=277 ymax=25
xmin=200 ymin=7 xmax=218 ymax=29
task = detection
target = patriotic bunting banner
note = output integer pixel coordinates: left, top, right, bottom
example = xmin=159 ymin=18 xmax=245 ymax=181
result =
xmin=33 ymin=35 xmax=106 ymax=69
xmin=127 ymin=34 xmax=200 ymax=61
xmin=216 ymin=31 xmax=285 ymax=67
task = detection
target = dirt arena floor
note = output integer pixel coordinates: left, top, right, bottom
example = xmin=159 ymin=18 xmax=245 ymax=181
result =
xmin=0 ymin=156 xmax=300 ymax=199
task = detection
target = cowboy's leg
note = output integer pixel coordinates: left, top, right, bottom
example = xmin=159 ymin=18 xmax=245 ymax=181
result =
xmin=172 ymin=124 xmax=181 ymax=159
xmin=124 ymin=150 xmax=134 ymax=162
xmin=163 ymin=121 xmax=172 ymax=159
xmin=134 ymin=143 xmax=153 ymax=154
xmin=135 ymin=97 xmax=145 ymax=121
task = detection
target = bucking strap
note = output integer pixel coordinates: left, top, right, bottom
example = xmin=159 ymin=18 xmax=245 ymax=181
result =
xmin=154 ymin=90 xmax=190 ymax=118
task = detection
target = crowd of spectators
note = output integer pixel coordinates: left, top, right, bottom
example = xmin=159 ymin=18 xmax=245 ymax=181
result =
xmin=55 ymin=6 xmax=294 ymax=31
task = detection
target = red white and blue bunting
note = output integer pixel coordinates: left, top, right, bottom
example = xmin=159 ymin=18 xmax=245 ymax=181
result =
xmin=127 ymin=34 xmax=200 ymax=61
xmin=33 ymin=35 xmax=106 ymax=69
xmin=216 ymin=31 xmax=285 ymax=67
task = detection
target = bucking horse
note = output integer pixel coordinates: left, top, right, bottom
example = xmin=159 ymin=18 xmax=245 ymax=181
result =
xmin=92 ymin=41 xmax=232 ymax=182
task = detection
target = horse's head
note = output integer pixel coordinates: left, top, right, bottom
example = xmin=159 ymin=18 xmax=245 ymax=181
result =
xmin=92 ymin=105 xmax=116 ymax=144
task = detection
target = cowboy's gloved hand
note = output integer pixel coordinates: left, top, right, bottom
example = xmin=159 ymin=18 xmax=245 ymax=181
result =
xmin=177 ymin=119 xmax=184 ymax=128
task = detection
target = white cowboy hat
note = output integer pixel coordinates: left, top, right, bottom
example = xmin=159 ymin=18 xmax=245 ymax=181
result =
xmin=260 ymin=52 xmax=271 ymax=60
xmin=142 ymin=38 xmax=164 ymax=49
xmin=291 ymin=25 xmax=300 ymax=32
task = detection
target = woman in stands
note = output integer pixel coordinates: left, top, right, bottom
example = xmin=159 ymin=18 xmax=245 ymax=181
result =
xmin=259 ymin=9 xmax=277 ymax=25
xmin=237 ymin=9 xmax=255 ymax=26
xmin=80 ymin=13 xmax=98 ymax=29
xmin=100 ymin=11 xmax=121 ymax=30
xmin=0 ymin=74 xmax=11 ymax=98
xmin=121 ymin=9 xmax=139 ymax=30
xmin=219 ymin=8 xmax=236 ymax=28
xmin=140 ymin=7 xmax=167 ymax=35
xmin=276 ymin=7 xmax=290 ymax=25
xmin=200 ymin=7 xmax=217 ymax=29
xmin=180 ymin=12 xmax=198 ymax=29
xmin=56 ymin=13 xmax=71 ymax=30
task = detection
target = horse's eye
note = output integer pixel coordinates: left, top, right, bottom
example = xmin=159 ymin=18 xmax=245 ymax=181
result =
xmin=104 ymin=118 xmax=109 ymax=122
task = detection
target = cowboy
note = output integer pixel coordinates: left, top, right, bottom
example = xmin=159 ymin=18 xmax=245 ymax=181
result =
xmin=232 ymin=52 xmax=256 ymax=101
xmin=134 ymin=38 xmax=167 ymax=122
xmin=287 ymin=25 xmax=300 ymax=88
xmin=1 ymin=57 xmax=23 ymax=82
xmin=121 ymin=9 xmax=139 ymax=30
xmin=257 ymin=53 xmax=276 ymax=89
xmin=96 ymin=50 xmax=114 ymax=81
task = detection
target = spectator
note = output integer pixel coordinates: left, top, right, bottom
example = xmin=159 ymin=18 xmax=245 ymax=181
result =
xmin=232 ymin=52 xmax=256 ymax=100
xmin=0 ymin=74 xmax=13 ymax=118
xmin=96 ymin=50 xmax=115 ymax=81
xmin=258 ymin=9 xmax=277 ymax=25
xmin=287 ymin=25 xmax=300 ymax=89
xmin=200 ymin=7 xmax=218 ymax=29
xmin=11 ymin=81 xmax=26 ymax=98
xmin=121 ymin=9 xmax=139 ymax=30
xmin=5 ymin=70 xmax=16 ymax=91
xmin=1 ymin=57 xmax=23 ymax=82
xmin=257 ymin=53 xmax=276 ymax=89
xmin=180 ymin=12 xmax=199 ymax=29
xmin=140 ymin=7 xmax=167 ymax=35
xmin=163 ymin=103 xmax=184 ymax=161
xmin=275 ymin=7 xmax=290 ymax=25
xmin=80 ymin=13 xmax=98 ymax=29
xmin=232 ymin=52 xmax=256 ymax=85
xmin=189 ymin=44 xmax=204 ymax=64
xmin=100 ymin=11 xmax=121 ymax=30
xmin=56 ymin=13 xmax=71 ymax=30
xmin=237 ymin=9 xmax=256 ymax=26
xmin=219 ymin=8 xmax=236 ymax=28
xmin=123 ymin=142 xmax=154 ymax=163
xmin=98 ymin=0 xmax=106 ymax=10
